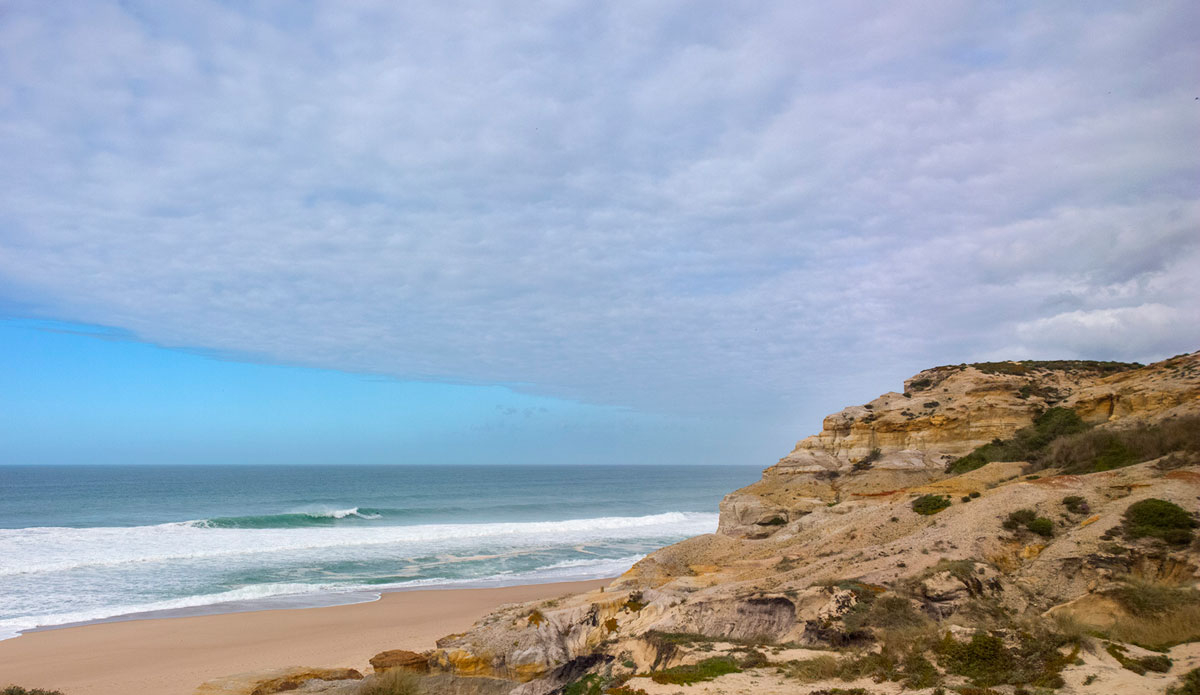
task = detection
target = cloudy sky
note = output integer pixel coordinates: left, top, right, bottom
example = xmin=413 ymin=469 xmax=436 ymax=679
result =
xmin=1 ymin=1 xmax=1197 ymax=466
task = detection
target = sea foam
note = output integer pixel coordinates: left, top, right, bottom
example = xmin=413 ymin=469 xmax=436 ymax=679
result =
xmin=0 ymin=512 xmax=716 ymax=577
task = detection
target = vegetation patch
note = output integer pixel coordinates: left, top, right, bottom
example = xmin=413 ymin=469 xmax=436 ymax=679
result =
xmin=969 ymin=360 xmax=1140 ymax=376
xmin=936 ymin=628 xmax=1075 ymax=688
xmin=844 ymin=595 xmax=929 ymax=632
xmin=947 ymin=407 xmax=1089 ymax=474
xmin=527 ymin=608 xmax=547 ymax=626
xmin=562 ymin=674 xmax=604 ymax=695
xmin=648 ymin=656 xmax=741 ymax=685
xmin=3 ymin=689 xmax=66 ymax=695
xmin=1042 ymin=415 xmax=1200 ymax=474
xmin=1105 ymin=643 xmax=1171 ymax=675
xmin=1002 ymin=509 xmax=1054 ymax=537
xmin=1062 ymin=495 xmax=1089 ymax=514
xmin=1167 ymin=667 xmax=1200 ymax=695
xmin=1103 ymin=578 xmax=1200 ymax=649
xmin=852 ymin=447 xmax=882 ymax=472
xmin=913 ymin=495 xmax=952 ymax=515
xmin=1121 ymin=498 xmax=1197 ymax=545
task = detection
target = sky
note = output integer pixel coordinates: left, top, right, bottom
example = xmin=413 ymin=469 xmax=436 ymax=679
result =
xmin=1 ymin=1 xmax=1198 ymax=466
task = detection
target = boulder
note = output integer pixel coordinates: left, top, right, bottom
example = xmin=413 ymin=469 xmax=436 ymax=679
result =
xmin=369 ymin=649 xmax=429 ymax=673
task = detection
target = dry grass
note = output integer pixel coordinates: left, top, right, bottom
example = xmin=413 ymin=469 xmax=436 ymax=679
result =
xmin=782 ymin=654 xmax=840 ymax=681
xmin=1106 ymin=604 xmax=1200 ymax=650
xmin=1101 ymin=576 xmax=1200 ymax=649
xmin=1042 ymin=415 xmax=1200 ymax=473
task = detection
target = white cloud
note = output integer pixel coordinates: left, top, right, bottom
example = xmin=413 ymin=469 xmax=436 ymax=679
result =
xmin=1016 ymin=304 xmax=1200 ymax=360
xmin=0 ymin=0 xmax=1197 ymax=429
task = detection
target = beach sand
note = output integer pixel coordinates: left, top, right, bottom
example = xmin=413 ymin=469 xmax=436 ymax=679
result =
xmin=0 ymin=578 xmax=610 ymax=695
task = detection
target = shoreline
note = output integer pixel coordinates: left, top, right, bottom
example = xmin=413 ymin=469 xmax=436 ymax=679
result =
xmin=0 ymin=577 xmax=612 ymax=695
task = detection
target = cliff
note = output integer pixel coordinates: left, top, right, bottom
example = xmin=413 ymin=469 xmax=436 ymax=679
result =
xmin=202 ymin=351 xmax=1200 ymax=695
xmin=719 ymin=354 xmax=1199 ymax=537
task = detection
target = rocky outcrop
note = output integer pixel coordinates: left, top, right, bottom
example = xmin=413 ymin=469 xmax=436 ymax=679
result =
xmin=718 ymin=354 xmax=1199 ymax=538
xmin=194 ymin=667 xmax=362 ymax=695
xmin=368 ymin=649 xmax=429 ymax=673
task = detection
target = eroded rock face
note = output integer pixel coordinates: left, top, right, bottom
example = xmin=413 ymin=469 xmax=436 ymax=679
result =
xmin=718 ymin=354 xmax=1200 ymax=538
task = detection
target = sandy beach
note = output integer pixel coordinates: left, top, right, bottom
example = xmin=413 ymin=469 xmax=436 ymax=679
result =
xmin=0 ymin=578 xmax=610 ymax=695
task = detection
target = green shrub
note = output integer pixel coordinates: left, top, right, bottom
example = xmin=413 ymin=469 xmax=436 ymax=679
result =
xmin=563 ymin=674 xmax=604 ymax=695
xmin=969 ymin=491 xmax=981 ymax=498
xmin=649 ymin=656 xmax=740 ymax=684
xmin=1062 ymin=496 xmax=1089 ymax=514
xmin=913 ymin=495 xmax=951 ymax=515
xmin=900 ymin=652 xmax=940 ymax=688
xmin=852 ymin=448 xmax=882 ymax=472
xmin=937 ymin=628 xmax=1073 ymax=688
xmin=1106 ymin=643 xmax=1172 ymax=674
xmin=844 ymin=595 xmax=928 ymax=632
xmin=1026 ymin=518 xmax=1054 ymax=537
xmin=939 ymin=632 xmax=1012 ymax=686
xmin=1167 ymin=667 xmax=1200 ymax=695
xmin=3 ymin=688 xmax=65 ymax=695
xmin=1003 ymin=509 xmax=1053 ymax=537
xmin=1122 ymin=498 xmax=1197 ymax=545
xmin=947 ymin=407 xmax=1089 ymax=474
xmin=356 ymin=669 xmax=422 ymax=695
xmin=736 ymin=649 xmax=770 ymax=668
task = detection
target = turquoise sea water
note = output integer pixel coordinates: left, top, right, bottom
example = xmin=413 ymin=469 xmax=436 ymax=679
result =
xmin=0 ymin=464 xmax=757 ymax=639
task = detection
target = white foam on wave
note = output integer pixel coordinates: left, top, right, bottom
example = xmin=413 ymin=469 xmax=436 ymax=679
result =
xmin=291 ymin=506 xmax=382 ymax=520
xmin=0 ymin=554 xmax=646 ymax=641
xmin=0 ymin=512 xmax=716 ymax=577
xmin=0 ymin=582 xmax=360 ymax=641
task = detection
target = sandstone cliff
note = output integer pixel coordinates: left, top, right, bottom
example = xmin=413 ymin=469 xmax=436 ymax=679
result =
xmin=718 ymin=354 xmax=1199 ymax=537
xmin=202 ymin=351 xmax=1200 ymax=695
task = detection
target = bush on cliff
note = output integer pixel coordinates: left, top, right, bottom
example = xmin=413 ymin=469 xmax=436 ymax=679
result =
xmin=1168 ymin=667 xmax=1200 ymax=695
xmin=1122 ymin=498 xmax=1197 ymax=545
xmin=649 ymin=656 xmax=741 ymax=685
xmin=936 ymin=628 xmax=1073 ymax=688
xmin=947 ymin=407 xmax=1089 ymax=474
xmin=1042 ymin=415 xmax=1200 ymax=474
xmin=1003 ymin=509 xmax=1054 ymax=537
xmin=912 ymin=495 xmax=951 ymax=515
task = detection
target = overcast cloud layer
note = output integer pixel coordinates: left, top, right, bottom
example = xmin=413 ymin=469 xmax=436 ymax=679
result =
xmin=2 ymin=1 xmax=1198 ymax=425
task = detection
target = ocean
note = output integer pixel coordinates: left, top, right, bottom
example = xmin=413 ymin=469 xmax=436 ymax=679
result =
xmin=0 ymin=464 xmax=758 ymax=640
